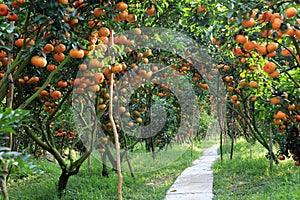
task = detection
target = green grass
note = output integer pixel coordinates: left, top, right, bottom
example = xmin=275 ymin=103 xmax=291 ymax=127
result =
xmin=213 ymin=139 xmax=300 ymax=200
xmin=7 ymin=138 xmax=217 ymax=200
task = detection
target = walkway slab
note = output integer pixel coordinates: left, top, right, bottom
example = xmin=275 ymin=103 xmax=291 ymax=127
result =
xmin=165 ymin=144 xmax=219 ymax=200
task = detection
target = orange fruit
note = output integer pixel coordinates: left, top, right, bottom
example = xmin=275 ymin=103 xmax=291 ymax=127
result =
xmin=235 ymin=35 xmax=247 ymax=44
xmin=243 ymin=41 xmax=257 ymax=51
xmin=197 ymin=6 xmax=207 ymax=13
xmin=257 ymin=44 xmax=267 ymax=55
xmin=126 ymin=14 xmax=137 ymax=23
xmin=94 ymin=73 xmax=104 ymax=84
xmin=46 ymin=64 xmax=57 ymax=71
xmin=53 ymin=52 xmax=65 ymax=62
xmin=58 ymin=0 xmax=68 ymax=4
xmin=111 ymin=63 xmax=123 ymax=73
xmin=231 ymin=95 xmax=238 ymax=101
xmin=270 ymin=13 xmax=282 ymax=23
xmin=281 ymin=47 xmax=293 ymax=56
xmin=273 ymin=118 xmax=282 ymax=125
xmin=242 ymin=18 xmax=255 ymax=27
xmin=270 ymin=97 xmax=281 ymax=105
xmin=146 ymin=6 xmax=156 ymax=17
xmin=274 ymin=111 xmax=286 ymax=119
xmin=78 ymin=63 xmax=87 ymax=71
xmin=15 ymin=38 xmax=24 ymax=47
xmin=43 ymin=43 xmax=55 ymax=54
xmin=0 ymin=50 xmax=6 ymax=58
xmin=69 ymin=49 xmax=84 ymax=58
xmin=7 ymin=13 xmax=18 ymax=21
xmin=272 ymin=18 xmax=282 ymax=30
xmin=266 ymin=43 xmax=278 ymax=53
xmin=263 ymin=62 xmax=276 ymax=73
xmin=116 ymin=2 xmax=128 ymax=11
xmin=55 ymin=44 xmax=66 ymax=53
xmin=51 ymin=91 xmax=62 ymax=99
xmin=93 ymin=8 xmax=104 ymax=17
xmin=0 ymin=4 xmax=8 ymax=16
xmin=98 ymin=104 xmax=106 ymax=110
xmin=98 ymin=27 xmax=110 ymax=37
xmin=31 ymin=56 xmax=47 ymax=67
xmin=249 ymin=81 xmax=258 ymax=88
xmin=212 ymin=37 xmax=221 ymax=45
xmin=136 ymin=118 xmax=143 ymax=123
xmin=268 ymin=69 xmax=280 ymax=78
xmin=288 ymin=104 xmax=295 ymax=111
xmin=284 ymin=26 xmax=295 ymax=36
xmin=57 ymin=80 xmax=68 ymax=88
xmin=285 ymin=7 xmax=297 ymax=18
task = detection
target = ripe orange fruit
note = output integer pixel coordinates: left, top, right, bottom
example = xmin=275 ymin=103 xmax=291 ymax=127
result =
xmin=272 ymin=18 xmax=282 ymax=30
xmin=15 ymin=38 xmax=24 ymax=47
xmin=281 ymin=47 xmax=293 ymax=56
xmin=274 ymin=111 xmax=286 ymax=119
xmin=242 ymin=18 xmax=255 ymax=27
xmin=46 ymin=64 xmax=57 ymax=71
xmin=243 ymin=41 xmax=257 ymax=51
xmin=256 ymin=44 xmax=267 ymax=55
xmin=288 ymin=104 xmax=295 ymax=111
xmin=55 ymin=44 xmax=66 ymax=53
xmin=270 ymin=97 xmax=281 ymax=105
xmin=231 ymin=95 xmax=238 ymax=101
xmin=212 ymin=37 xmax=221 ymax=45
xmin=268 ymin=69 xmax=280 ymax=78
xmin=136 ymin=118 xmax=143 ymax=123
xmin=69 ymin=49 xmax=84 ymax=58
xmin=126 ymin=14 xmax=137 ymax=23
xmin=93 ymin=73 xmax=104 ymax=84
xmin=285 ymin=7 xmax=297 ymax=18
xmin=58 ymin=0 xmax=68 ymax=5
xmin=43 ymin=43 xmax=55 ymax=54
xmin=197 ymin=6 xmax=207 ymax=13
xmin=0 ymin=4 xmax=9 ymax=16
xmin=53 ymin=52 xmax=65 ymax=62
xmin=57 ymin=80 xmax=68 ymax=88
xmin=51 ymin=90 xmax=62 ymax=99
xmin=235 ymin=35 xmax=247 ymax=44
xmin=266 ymin=43 xmax=278 ymax=53
xmin=93 ymin=8 xmax=104 ymax=17
xmin=31 ymin=56 xmax=47 ymax=67
xmin=146 ymin=6 xmax=156 ymax=17
xmin=98 ymin=104 xmax=106 ymax=110
xmin=7 ymin=13 xmax=18 ymax=21
xmin=98 ymin=27 xmax=110 ymax=37
xmin=263 ymin=62 xmax=276 ymax=73
xmin=111 ymin=63 xmax=122 ymax=73
xmin=284 ymin=26 xmax=295 ymax=36
xmin=270 ymin=13 xmax=282 ymax=23
xmin=116 ymin=2 xmax=128 ymax=11
xmin=273 ymin=118 xmax=282 ymax=125
xmin=249 ymin=81 xmax=258 ymax=88
xmin=0 ymin=50 xmax=6 ymax=58
xmin=78 ymin=63 xmax=87 ymax=71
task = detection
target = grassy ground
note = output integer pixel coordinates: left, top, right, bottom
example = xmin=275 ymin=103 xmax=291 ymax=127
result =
xmin=7 ymin=137 xmax=217 ymax=200
xmin=213 ymin=139 xmax=300 ymax=200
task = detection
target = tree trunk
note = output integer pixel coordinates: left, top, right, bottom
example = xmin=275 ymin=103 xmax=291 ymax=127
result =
xmin=0 ymin=177 xmax=8 ymax=200
xmin=230 ymin=133 xmax=234 ymax=160
xmin=58 ymin=171 xmax=70 ymax=198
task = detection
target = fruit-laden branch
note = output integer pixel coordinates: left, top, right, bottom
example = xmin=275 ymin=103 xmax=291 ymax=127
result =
xmin=18 ymin=56 xmax=71 ymax=109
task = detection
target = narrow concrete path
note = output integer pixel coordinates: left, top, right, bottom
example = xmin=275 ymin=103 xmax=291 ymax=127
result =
xmin=165 ymin=144 xmax=219 ymax=200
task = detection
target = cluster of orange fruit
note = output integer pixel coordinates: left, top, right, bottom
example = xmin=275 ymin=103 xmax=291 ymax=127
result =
xmin=55 ymin=129 xmax=76 ymax=140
